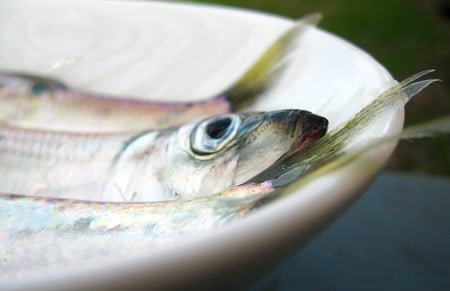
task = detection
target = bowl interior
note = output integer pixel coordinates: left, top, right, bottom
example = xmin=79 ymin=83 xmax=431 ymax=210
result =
xmin=0 ymin=0 xmax=402 ymax=289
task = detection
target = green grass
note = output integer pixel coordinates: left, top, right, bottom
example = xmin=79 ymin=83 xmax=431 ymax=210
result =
xmin=187 ymin=0 xmax=450 ymax=176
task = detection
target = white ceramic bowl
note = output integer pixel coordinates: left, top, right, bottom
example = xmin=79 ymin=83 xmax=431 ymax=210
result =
xmin=0 ymin=1 xmax=402 ymax=290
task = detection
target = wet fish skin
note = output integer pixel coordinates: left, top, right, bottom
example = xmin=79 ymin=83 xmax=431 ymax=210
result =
xmin=0 ymin=109 xmax=328 ymax=202
xmin=0 ymin=73 xmax=230 ymax=132
xmin=0 ymin=15 xmax=320 ymax=132
xmin=0 ymin=181 xmax=274 ymax=241
xmin=0 ymin=181 xmax=276 ymax=278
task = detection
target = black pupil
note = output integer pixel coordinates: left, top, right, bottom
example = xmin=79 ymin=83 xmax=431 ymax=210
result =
xmin=206 ymin=118 xmax=232 ymax=139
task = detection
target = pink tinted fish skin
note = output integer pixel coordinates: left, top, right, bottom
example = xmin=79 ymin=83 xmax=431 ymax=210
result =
xmin=0 ymin=74 xmax=230 ymax=132
xmin=0 ymin=181 xmax=274 ymax=239
xmin=0 ymin=182 xmax=275 ymax=278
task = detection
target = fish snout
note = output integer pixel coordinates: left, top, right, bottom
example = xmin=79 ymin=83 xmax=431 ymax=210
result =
xmin=269 ymin=109 xmax=328 ymax=139
xmin=282 ymin=110 xmax=328 ymax=152
xmin=301 ymin=112 xmax=328 ymax=139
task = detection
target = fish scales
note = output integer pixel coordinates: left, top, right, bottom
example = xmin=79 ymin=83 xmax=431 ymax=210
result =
xmin=0 ymin=125 xmax=140 ymax=200
xmin=0 ymin=182 xmax=275 ymax=278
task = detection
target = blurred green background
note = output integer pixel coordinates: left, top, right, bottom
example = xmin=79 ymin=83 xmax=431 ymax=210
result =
xmin=191 ymin=0 xmax=450 ymax=177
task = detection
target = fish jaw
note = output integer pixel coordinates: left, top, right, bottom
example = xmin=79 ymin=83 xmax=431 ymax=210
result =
xmin=232 ymin=110 xmax=328 ymax=185
xmin=288 ymin=111 xmax=329 ymax=154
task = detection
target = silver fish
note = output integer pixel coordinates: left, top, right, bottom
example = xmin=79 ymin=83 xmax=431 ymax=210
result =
xmin=0 ymin=15 xmax=321 ymax=132
xmin=0 ymin=181 xmax=276 ymax=279
xmin=0 ymin=72 xmax=442 ymax=280
xmin=0 ymin=110 xmax=328 ymax=202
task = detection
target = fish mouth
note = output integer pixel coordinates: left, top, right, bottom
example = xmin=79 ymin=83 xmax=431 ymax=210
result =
xmin=288 ymin=110 xmax=328 ymax=154
xmin=260 ymin=109 xmax=328 ymax=153
xmin=241 ymin=110 xmax=328 ymax=185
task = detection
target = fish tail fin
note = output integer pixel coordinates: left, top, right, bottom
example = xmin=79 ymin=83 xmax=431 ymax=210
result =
xmin=398 ymin=69 xmax=440 ymax=104
xmin=223 ymin=13 xmax=322 ymax=110
xmin=268 ymin=73 xmax=447 ymax=190
xmin=249 ymin=70 xmax=440 ymax=184
xmin=350 ymin=70 xmax=439 ymax=123
xmin=276 ymin=114 xmax=450 ymax=193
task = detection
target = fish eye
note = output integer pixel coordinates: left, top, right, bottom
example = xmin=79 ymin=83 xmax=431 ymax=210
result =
xmin=206 ymin=117 xmax=232 ymax=139
xmin=190 ymin=114 xmax=241 ymax=155
xmin=31 ymin=83 xmax=48 ymax=95
xmin=29 ymin=77 xmax=67 ymax=95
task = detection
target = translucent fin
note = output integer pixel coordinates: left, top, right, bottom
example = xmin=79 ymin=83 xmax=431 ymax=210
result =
xmin=402 ymin=79 xmax=440 ymax=103
xmin=225 ymin=13 xmax=322 ymax=110
xmin=399 ymin=69 xmax=435 ymax=87
xmin=249 ymin=71 xmax=438 ymax=184
xmin=271 ymin=115 xmax=450 ymax=189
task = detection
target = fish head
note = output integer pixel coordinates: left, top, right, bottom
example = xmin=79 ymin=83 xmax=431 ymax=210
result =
xmin=0 ymin=73 xmax=67 ymax=95
xmin=163 ymin=109 xmax=328 ymax=199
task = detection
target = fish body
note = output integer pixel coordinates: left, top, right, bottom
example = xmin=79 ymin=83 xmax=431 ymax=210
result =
xmin=0 ymin=182 xmax=275 ymax=279
xmin=0 ymin=181 xmax=274 ymax=243
xmin=0 ymin=74 xmax=229 ymax=132
xmin=0 ymin=110 xmax=328 ymax=202
xmin=0 ymin=15 xmax=320 ymax=132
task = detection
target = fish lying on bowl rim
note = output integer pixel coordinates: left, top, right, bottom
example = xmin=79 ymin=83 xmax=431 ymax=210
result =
xmin=0 ymin=14 xmax=321 ymax=132
xmin=0 ymin=72 xmax=443 ymax=280
xmin=0 ymin=109 xmax=328 ymax=202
